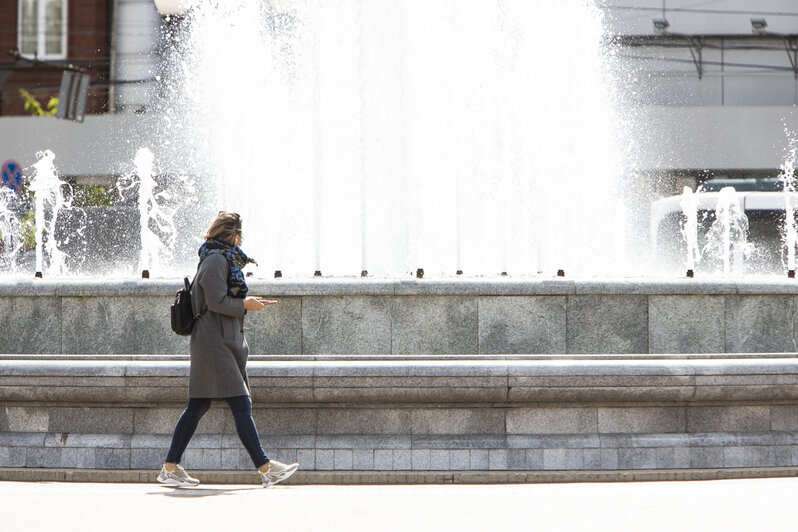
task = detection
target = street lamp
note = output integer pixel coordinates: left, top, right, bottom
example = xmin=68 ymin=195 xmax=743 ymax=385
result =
xmin=751 ymin=19 xmax=768 ymax=34
xmin=652 ymin=18 xmax=670 ymax=34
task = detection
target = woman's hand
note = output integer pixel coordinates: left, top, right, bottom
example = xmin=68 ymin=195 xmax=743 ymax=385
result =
xmin=244 ymin=297 xmax=278 ymax=311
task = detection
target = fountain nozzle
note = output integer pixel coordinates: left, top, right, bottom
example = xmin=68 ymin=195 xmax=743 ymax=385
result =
xmin=314 ymin=270 xmax=322 ymax=277
xmin=141 ymin=270 xmax=149 ymax=279
xmin=456 ymin=270 xmax=463 ymax=276
xmin=686 ymin=269 xmax=694 ymax=278
xmin=789 ymin=270 xmax=796 ymax=279
xmin=416 ymin=268 xmax=424 ymax=279
xmin=274 ymin=270 xmax=282 ymax=278
xmin=556 ymin=269 xmax=565 ymax=277
xmin=361 ymin=270 xmax=368 ymax=277
xmin=34 ymin=271 xmax=42 ymax=279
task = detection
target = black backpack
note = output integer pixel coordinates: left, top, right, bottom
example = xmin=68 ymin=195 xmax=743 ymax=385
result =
xmin=171 ymin=277 xmax=201 ymax=336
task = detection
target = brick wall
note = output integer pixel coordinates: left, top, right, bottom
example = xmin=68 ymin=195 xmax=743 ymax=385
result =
xmin=1 ymin=0 xmax=110 ymax=116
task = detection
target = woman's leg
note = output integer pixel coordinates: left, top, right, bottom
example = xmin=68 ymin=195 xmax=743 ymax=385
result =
xmin=225 ymin=395 xmax=269 ymax=469
xmin=165 ymin=398 xmax=212 ymax=465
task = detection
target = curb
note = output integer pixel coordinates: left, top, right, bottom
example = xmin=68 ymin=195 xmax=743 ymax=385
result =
xmin=2 ymin=467 xmax=798 ymax=485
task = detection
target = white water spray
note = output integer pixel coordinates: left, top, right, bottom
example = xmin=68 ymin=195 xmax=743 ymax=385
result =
xmin=117 ymin=147 xmax=178 ymax=275
xmin=28 ymin=150 xmax=70 ymax=275
xmin=779 ymin=131 xmax=798 ymax=273
xmin=703 ymin=187 xmax=750 ymax=276
xmin=679 ymin=186 xmax=700 ymax=272
xmin=0 ymin=189 xmax=23 ymax=270
xmin=167 ymin=0 xmax=626 ymax=278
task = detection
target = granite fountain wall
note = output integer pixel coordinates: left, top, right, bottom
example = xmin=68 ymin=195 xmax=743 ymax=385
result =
xmin=1 ymin=278 xmax=798 ymax=355
xmin=2 ymin=279 xmax=798 ymax=482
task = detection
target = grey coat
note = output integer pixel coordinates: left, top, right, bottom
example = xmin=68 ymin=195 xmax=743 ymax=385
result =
xmin=189 ymin=253 xmax=249 ymax=398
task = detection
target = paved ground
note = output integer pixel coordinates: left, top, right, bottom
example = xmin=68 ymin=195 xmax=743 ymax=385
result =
xmin=2 ymin=477 xmax=796 ymax=531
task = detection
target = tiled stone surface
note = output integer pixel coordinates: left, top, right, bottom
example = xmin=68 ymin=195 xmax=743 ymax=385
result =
xmin=352 ymin=449 xmax=374 ymax=470
xmin=317 ymin=409 xmax=410 ymax=435
xmin=771 ymin=406 xmax=798 ymax=431
xmin=7 ymin=286 xmax=798 ymax=355
xmin=600 ymin=449 xmax=619 ymax=470
xmin=478 ymin=296 xmax=566 ymax=354
xmin=128 ymin=296 xmax=189 ymax=354
xmin=0 ymin=297 xmax=61 ymax=354
xmin=411 ymin=409 xmax=504 ymax=435
xmin=686 ymin=406 xmax=770 ymax=433
xmin=245 ymin=296 xmax=302 ymax=355
xmin=489 ymin=449 xmax=508 ymax=470
xmin=48 ymin=407 xmax=134 ymax=434
xmin=649 ymin=296 xmax=725 ymax=353
xmin=302 ymin=296 xmax=392 ymax=354
xmin=507 ymin=408 xmax=597 ymax=435
xmin=393 ymin=450 xmax=411 ymax=470
xmin=618 ymin=448 xmax=658 ymax=469
xmin=61 ymin=297 xmax=158 ymax=355
xmin=8 ymin=357 xmax=798 ymax=474
xmin=374 ymin=450 xmax=393 ymax=470
xmin=6 ymin=435 xmax=798 ymax=471
xmin=430 ymin=450 xmax=450 ymax=470
xmin=4 ymin=407 xmax=48 ymax=432
xmin=316 ymin=449 xmax=335 ymax=471
xmin=566 ymin=295 xmax=648 ymax=354
xmin=725 ymin=295 xmax=796 ymax=353
xmin=598 ymin=407 xmax=686 ymax=434
xmin=450 ymin=450 xmax=470 ymax=470
xmin=0 ymin=446 xmax=27 ymax=467
xmin=297 ymin=449 xmax=316 ymax=470
xmin=391 ymin=296 xmax=478 ymax=354
xmin=411 ymin=450 xmax=430 ymax=470
xmin=334 ymin=449 xmax=353 ymax=470
xmin=95 ymin=449 xmax=130 ymax=469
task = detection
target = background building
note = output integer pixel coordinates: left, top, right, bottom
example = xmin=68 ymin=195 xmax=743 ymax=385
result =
xmin=1 ymin=1 xmax=797 ymax=201
xmin=603 ymin=0 xmax=798 ymax=186
xmin=0 ymin=0 xmax=112 ymax=116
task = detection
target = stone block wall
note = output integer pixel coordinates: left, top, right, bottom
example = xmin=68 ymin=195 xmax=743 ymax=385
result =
xmin=3 ymin=356 xmax=798 ymax=474
xmin=1 ymin=279 xmax=798 ymax=355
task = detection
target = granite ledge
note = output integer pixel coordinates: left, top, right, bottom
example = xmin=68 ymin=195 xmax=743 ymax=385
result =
xmin=2 ymin=279 xmax=798 ymax=297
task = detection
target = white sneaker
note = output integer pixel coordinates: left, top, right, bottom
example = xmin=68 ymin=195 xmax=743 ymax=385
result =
xmin=157 ymin=464 xmax=200 ymax=487
xmin=259 ymin=460 xmax=299 ymax=487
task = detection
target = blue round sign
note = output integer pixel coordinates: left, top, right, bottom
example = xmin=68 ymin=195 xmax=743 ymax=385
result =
xmin=1 ymin=160 xmax=23 ymax=194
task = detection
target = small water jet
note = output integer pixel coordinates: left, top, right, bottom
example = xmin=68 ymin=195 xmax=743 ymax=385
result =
xmin=0 ymin=188 xmax=24 ymax=271
xmin=679 ymin=186 xmax=700 ymax=276
xmin=116 ymin=147 xmax=178 ymax=277
xmin=779 ymin=132 xmax=798 ymax=277
xmin=27 ymin=150 xmax=73 ymax=277
xmin=702 ymin=187 xmax=751 ymax=276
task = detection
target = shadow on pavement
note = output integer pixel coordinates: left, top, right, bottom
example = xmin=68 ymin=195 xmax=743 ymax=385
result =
xmin=149 ymin=486 xmax=262 ymax=498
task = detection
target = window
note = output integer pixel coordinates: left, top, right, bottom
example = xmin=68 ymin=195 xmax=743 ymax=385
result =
xmin=18 ymin=0 xmax=67 ymax=60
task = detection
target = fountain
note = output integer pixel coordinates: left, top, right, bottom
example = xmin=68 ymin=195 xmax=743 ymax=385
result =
xmin=0 ymin=188 xmax=24 ymax=271
xmin=158 ymin=0 xmax=627 ymax=278
xmin=27 ymin=150 xmax=73 ymax=277
xmin=116 ymin=147 xmax=179 ymax=276
xmin=779 ymin=133 xmax=798 ymax=276
xmin=4 ymin=0 xmax=798 ymax=482
xmin=679 ymin=186 xmax=699 ymax=277
xmin=701 ymin=187 xmax=751 ymax=276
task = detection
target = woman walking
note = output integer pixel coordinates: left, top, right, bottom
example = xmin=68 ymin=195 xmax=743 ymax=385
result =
xmin=157 ymin=211 xmax=299 ymax=488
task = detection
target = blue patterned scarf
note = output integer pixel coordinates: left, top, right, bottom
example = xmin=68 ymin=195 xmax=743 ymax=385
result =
xmin=198 ymin=238 xmax=256 ymax=298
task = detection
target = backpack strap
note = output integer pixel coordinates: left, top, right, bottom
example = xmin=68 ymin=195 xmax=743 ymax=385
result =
xmin=186 ymin=267 xmax=205 ymax=321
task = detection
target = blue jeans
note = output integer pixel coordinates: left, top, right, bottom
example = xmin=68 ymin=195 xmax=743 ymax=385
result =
xmin=165 ymin=396 xmax=269 ymax=468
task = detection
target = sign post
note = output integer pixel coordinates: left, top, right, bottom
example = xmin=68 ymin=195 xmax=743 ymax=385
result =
xmin=1 ymin=160 xmax=23 ymax=194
